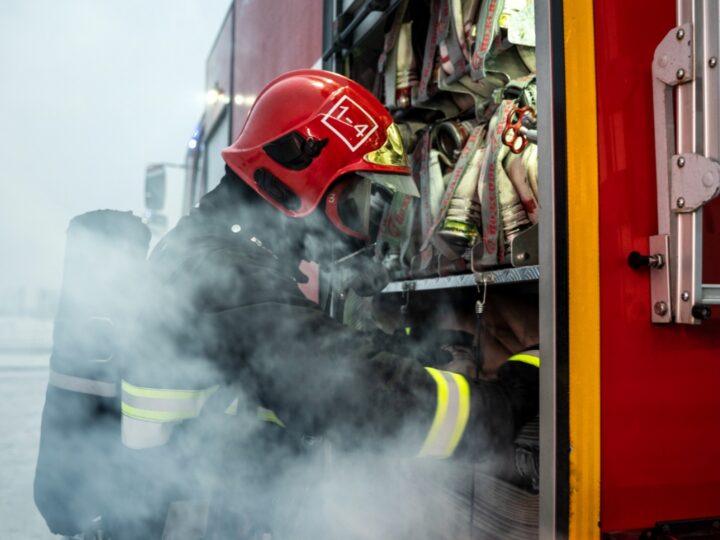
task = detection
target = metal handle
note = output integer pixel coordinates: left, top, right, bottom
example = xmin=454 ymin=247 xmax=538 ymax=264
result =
xmin=628 ymin=251 xmax=665 ymax=270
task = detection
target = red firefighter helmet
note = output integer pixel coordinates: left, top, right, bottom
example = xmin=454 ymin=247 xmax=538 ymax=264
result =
xmin=221 ymin=69 xmax=417 ymax=229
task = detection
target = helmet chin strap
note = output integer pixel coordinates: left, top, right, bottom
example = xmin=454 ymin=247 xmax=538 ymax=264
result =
xmin=323 ymin=178 xmax=371 ymax=241
xmin=332 ymin=242 xmax=377 ymax=265
xmin=331 ymin=243 xmax=390 ymax=297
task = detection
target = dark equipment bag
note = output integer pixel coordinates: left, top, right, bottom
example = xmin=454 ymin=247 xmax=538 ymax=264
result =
xmin=34 ymin=210 xmax=150 ymax=536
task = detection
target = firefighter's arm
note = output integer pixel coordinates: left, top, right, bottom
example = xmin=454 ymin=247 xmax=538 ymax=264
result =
xmin=233 ymin=302 xmax=540 ymax=459
xmin=418 ymin=351 xmax=539 ymax=460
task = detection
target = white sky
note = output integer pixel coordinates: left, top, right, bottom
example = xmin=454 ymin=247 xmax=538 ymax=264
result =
xmin=0 ymin=0 xmax=231 ymax=294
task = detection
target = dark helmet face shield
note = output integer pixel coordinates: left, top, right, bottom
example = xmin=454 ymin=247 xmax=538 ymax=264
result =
xmin=325 ymin=172 xmax=419 ymax=243
xmin=325 ymin=123 xmax=418 ymax=242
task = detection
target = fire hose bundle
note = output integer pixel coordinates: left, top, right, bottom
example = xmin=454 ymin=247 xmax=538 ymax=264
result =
xmin=343 ymin=3 xmax=542 ymax=525
xmin=371 ymin=0 xmax=538 ymax=279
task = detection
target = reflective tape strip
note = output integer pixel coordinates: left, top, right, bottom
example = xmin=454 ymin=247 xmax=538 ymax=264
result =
xmin=122 ymin=392 xmax=206 ymax=414
xmin=225 ymin=397 xmax=239 ymax=415
xmin=121 ymin=380 xmax=217 ymax=400
xmin=257 ymin=407 xmax=286 ymax=428
xmin=122 ymin=414 xmax=176 ymax=449
xmin=418 ymin=367 xmax=470 ymax=458
xmin=224 ymin=398 xmax=286 ymax=428
xmin=48 ymin=369 xmax=117 ymax=398
xmin=121 ymin=382 xmax=217 ymax=449
xmin=508 ymin=350 xmax=540 ymax=368
xmin=120 ymin=380 xmax=218 ymax=422
xmin=121 ymin=403 xmax=198 ymax=422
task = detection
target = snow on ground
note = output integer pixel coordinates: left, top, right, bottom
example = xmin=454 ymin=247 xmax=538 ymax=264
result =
xmin=0 ymin=318 xmax=53 ymax=352
xmin=0 ymin=352 xmax=56 ymax=539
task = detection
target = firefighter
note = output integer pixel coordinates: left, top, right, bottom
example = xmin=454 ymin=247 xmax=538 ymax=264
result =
xmin=120 ymin=69 xmax=539 ymax=537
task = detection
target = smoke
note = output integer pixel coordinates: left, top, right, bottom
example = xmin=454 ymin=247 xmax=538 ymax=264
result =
xmin=0 ymin=2 xmax=543 ymax=533
xmin=33 ymin=173 xmax=539 ymax=540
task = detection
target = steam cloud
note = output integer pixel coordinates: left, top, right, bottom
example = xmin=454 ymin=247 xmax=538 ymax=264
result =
xmin=34 ymin=181 xmax=538 ymax=540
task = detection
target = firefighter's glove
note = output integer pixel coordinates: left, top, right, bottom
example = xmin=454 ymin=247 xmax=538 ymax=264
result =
xmin=455 ymin=361 xmax=539 ymax=461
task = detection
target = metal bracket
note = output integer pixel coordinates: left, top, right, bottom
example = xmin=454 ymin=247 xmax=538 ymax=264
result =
xmin=649 ymin=234 xmax=672 ymax=323
xmin=670 ymin=153 xmax=720 ymax=212
xmin=653 ymin=23 xmax=693 ymax=86
xmin=401 ymin=281 xmax=416 ymax=292
xmin=511 ymin=223 xmax=539 ymax=267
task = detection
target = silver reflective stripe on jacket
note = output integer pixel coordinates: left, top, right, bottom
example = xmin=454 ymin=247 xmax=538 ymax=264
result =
xmin=418 ymin=367 xmax=471 ymax=458
xmin=121 ymin=380 xmax=218 ymax=449
xmin=48 ymin=369 xmax=117 ymax=398
xmin=121 ymin=415 xmax=177 ymax=450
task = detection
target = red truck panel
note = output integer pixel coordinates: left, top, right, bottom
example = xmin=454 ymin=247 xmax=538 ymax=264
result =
xmin=595 ymin=0 xmax=720 ymax=531
xmin=231 ymin=0 xmax=323 ymax=140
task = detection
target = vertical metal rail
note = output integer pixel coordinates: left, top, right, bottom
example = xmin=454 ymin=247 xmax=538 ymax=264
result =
xmin=701 ymin=0 xmax=720 ymax=161
xmin=537 ymin=0 xmax=566 ymax=537
xmin=675 ymin=0 xmax=702 ymax=324
xmin=694 ymin=0 xmax=720 ymax=316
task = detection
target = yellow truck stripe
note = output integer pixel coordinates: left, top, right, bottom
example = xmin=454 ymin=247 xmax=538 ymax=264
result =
xmin=563 ymin=0 xmax=602 ymax=537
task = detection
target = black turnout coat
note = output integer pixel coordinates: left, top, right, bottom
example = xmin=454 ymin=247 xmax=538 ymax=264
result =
xmin=120 ymin=173 xmax=538 ymax=537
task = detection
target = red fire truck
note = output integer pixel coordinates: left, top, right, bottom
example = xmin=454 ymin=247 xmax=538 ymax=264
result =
xmin=146 ymin=1 xmax=720 ymax=538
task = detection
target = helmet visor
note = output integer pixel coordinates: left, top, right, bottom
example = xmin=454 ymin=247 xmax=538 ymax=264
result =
xmin=357 ymin=171 xmax=420 ymax=198
xmin=335 ymin=177 xmax=394 ymax=241
xmin=363 ymin=123 xmax=409 ymax=168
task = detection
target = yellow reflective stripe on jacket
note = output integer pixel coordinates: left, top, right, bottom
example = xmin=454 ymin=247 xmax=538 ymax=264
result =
xmin=120 ymin=380 xmax=218 ymax=422
xmin=122 ymin=380 xmax=217 ymax=400
xmin=223 ymin=397 xmax=286 ymax=428
xmin=120 ymin=380 xmax=218 ymax=449
xmin=418 ymin=367 xmax=470 ymax=459
xmin=508 ymin=350 xmax=541 ymax=368
xmin=121 ymin=403 xmax=199 ymax=422
xmin=257 ymin=407 xmax=286 ymax=428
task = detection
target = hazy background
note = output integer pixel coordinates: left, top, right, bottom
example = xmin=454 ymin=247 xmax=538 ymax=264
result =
xmin=0 ymin=2 xmax=231 ymax=537
xmin=0 ymin=0 xmax=231 ymax=315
